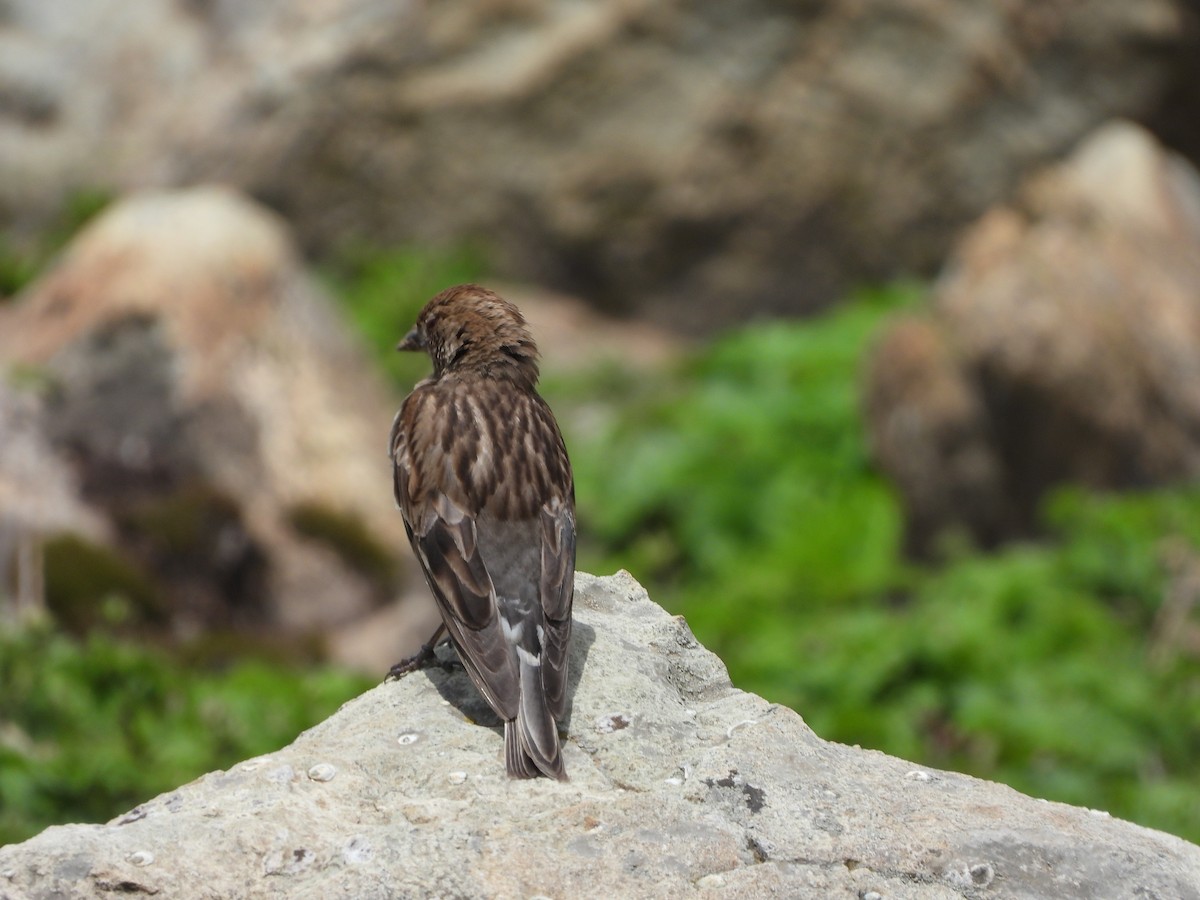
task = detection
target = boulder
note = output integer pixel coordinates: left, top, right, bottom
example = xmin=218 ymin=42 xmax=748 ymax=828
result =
xmin=0 ymin=187 xmax=430 ymax=658
xmin=1 ymin=571 xmax=1197 ymax=898
xmin=1 ymin=0 xmax=1195 ymax=328
xmin=865 ymin=121 xmax=1200 ymax=555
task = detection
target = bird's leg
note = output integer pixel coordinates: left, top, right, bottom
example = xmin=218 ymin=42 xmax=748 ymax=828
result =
xmin=386 ymin=623 xmax=449 ymax=680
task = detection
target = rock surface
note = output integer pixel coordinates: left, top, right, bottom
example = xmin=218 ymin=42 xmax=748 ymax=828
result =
xmin=1 ymin=0 xmax=1195 ymax=328
xmin=2 ymin=571 xmax=1197 ymax=898
xmin=865 ymin=120 xmax=1200 ymax=555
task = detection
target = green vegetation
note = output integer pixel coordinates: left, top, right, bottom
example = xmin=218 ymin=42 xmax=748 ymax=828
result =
xmin=551 ymin=287 xmax=1200 ymax=844
xmin=321 ymin=243 xmax=486 ymax=386
xmin=0 ymin=188 xmax=112 ymax=298
xmin=42 ymin=534 xmax=168 ymax=634
xmin=564 ymin=286 xmax=914 ymax=612
xmin=0 ymin=241 xmax=39 ymax=298
xmin=0 ymin=623 xmax=371 ymax=846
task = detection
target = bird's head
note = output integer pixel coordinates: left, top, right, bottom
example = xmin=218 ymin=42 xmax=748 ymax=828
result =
xmin=399 ymin=284 xmax=541 ymax=387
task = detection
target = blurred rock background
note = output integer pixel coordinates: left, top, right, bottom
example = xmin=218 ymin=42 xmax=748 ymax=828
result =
xmin=866 ymin=122 xmax=1200 ymax=555
xmin=3 ymin=0 xmax=1200 ymax=852
xmin=3 ymin=0 xmax=1197 ymax=327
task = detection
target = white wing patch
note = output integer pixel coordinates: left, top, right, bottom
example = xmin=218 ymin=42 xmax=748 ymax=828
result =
xmin=500 ymin=609 xmax=525 ymax=643
xmin=517 ymin=646 xmax=542 ymax=667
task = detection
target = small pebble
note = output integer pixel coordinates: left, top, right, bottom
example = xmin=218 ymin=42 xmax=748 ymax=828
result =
xmin=397 ymin=732 xmax=420 ymax=746
xmin=307 ymin=763 xmax=337 ymax=783
xmin=447 ymin=771 xmax=467 ymax=785
xmin=904 ymin=770 xmax=933 ymax=782
xmin=969 ymin=863 xmax=995 ymax=886
xmin=697 ymin=874 xmax=726 ymax=889
xmin=862 ymin=892 xmax=883 ymax=900
xmin=127 ymin=851 xmax=154 ymax=867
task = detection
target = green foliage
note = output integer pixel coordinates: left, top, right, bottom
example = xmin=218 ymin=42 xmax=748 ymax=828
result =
xmin=42 ymin=534 xmax=168 ymax=634
xmin=321 ymin=243 xmax=486 ymax=387
xmin=571 ymin=285 xmax=917 ymax=613
xmin=0 ymin=623 xmax=371 ymax=846
xmin=0 ymin=188 xmax=113 ymax=299
xmin=795 ymin=541 xmax=1200 ymax=841
xmin=562 ymin=284 xmax=1200 ymax=844
xmin=53 ymin=189 xmax=114 ymax=243
xmin=0 ymin=239 xmax=39 ymax=298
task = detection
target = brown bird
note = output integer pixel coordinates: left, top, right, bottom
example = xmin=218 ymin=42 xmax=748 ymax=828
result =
xmin=387 ymin=284 xmax=575 ymax=780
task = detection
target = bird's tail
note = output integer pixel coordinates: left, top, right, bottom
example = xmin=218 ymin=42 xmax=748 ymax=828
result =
xmin=505 ymin=658 xmax=566 ymax=780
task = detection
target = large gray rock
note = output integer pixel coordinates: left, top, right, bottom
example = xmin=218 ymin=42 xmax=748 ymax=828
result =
xmin=865 ymin=120 xmax=1200 ymax=555
xmin=2 ymin=571 xmax=1197 ymax=898
xmin=1 ymin=0 xmax=1195 ymax=328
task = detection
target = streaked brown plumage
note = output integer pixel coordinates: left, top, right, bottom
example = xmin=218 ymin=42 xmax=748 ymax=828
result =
xmin=388 ymin=284 xmax=575 ymax=780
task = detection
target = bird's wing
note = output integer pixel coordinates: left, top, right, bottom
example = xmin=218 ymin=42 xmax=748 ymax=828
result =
xmin=392 ymin=401 xmax=520 ymax=721
xmin=411 ymin=496 xmax=521 ymax=720
xmin=539 ymin=498 xmax=576 ymax=719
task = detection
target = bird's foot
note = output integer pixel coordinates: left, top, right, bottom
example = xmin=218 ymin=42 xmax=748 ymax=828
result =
xmin=386 ymin=643 xmax=440 ymax=680
xmin=385 ymin=624 xmax=450 ymax=681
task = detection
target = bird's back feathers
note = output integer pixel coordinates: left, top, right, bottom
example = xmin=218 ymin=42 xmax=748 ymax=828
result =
xmin=390 ymin=285 xmax=575 ymax=780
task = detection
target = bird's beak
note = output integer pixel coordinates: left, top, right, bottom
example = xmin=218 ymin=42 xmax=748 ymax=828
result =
xmin=397 ymin=327 xmax=426 ymax=352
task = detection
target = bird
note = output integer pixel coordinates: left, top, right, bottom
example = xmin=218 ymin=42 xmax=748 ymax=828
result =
xmin=386 ymin=284 xmax=575 ymax=780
